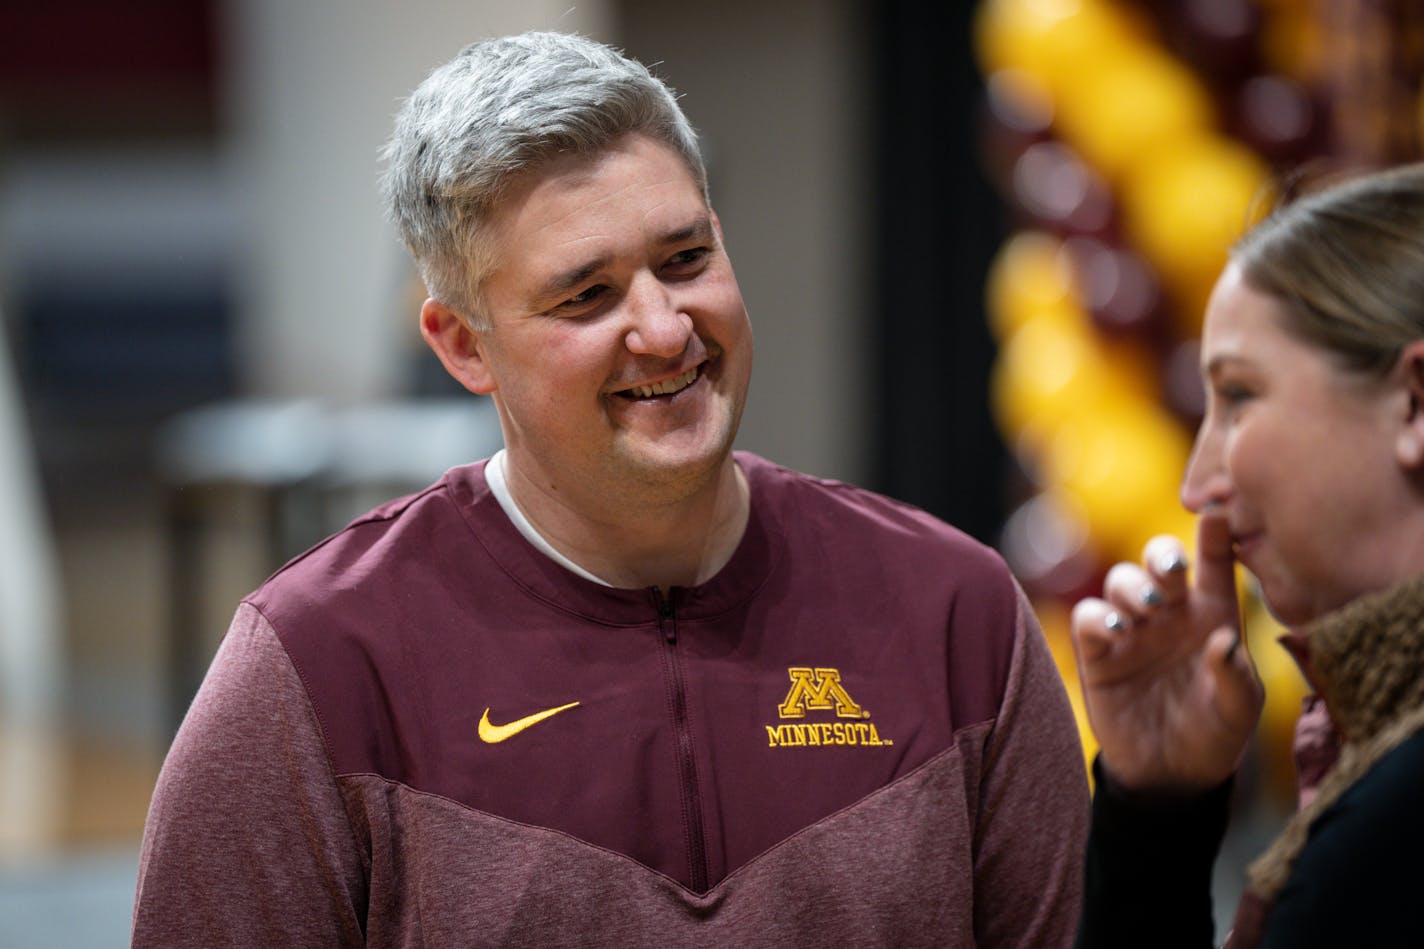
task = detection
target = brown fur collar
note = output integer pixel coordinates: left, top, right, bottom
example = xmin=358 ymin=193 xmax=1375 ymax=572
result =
xmin=1308 ymin=573 xmax=1424 ymax=742
xmin=1247 ymin=574 xmax=1424 ymax=899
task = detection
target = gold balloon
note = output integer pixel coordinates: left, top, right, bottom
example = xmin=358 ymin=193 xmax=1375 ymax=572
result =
xmin=1121 ymin=134 xmax=1272 ymax=336
xmin=1042 ymin=403 xmax=1192 ymax=563
xmin=992 ymin=310 xmax=1163 ymax=454
xmin=1054 ymin=46 xmax=1214 ymax=184
xmin=974 ymin=0 xmax=1141 ymax=90
xmin=985 ymin=230 xmax=1080 ymax=342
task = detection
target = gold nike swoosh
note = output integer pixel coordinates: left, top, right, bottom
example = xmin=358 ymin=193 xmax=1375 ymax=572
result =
xmin=478 ymin=701 xmax=581 ymax=744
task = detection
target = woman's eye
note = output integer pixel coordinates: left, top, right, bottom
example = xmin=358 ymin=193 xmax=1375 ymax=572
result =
xmin=1215 ymin=384 xmax=1252 ymax=406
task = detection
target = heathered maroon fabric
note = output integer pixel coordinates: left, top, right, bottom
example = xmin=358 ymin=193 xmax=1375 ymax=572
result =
xmin=133 ymin=452 xmax=1089 ymax=946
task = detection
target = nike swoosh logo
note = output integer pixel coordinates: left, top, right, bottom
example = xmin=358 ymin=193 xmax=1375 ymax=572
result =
xmin=478 ymin=701 xmax=581 ymax=743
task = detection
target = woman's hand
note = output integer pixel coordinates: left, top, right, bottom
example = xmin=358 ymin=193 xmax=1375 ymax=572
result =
xmin=1070 ymin=511 xmax=1265 ymax=792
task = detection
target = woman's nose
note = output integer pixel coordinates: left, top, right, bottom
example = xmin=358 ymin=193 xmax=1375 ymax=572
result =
xmin=1179 ymin=424 xmax=1230 ymax=513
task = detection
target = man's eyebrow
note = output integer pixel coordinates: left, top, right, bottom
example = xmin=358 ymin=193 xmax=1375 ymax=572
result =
xmin=535 ymin=216 xmax=715 ymax=302
xmin=539 ymin=259 xmax=608 ymax=301
xmin=661 ymin=216 xmax=715 ymax=246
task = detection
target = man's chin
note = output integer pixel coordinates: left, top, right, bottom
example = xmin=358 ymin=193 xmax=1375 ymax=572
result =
xmin=610 ymin=431 xmax=736 ymax=487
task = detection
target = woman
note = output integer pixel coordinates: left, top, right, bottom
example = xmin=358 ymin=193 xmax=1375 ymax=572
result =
xmin=1071 ymin=162 xmax=1424 ymax=948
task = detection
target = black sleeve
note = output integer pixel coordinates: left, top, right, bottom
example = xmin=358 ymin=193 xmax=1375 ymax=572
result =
xmin=1076 ymin=756 xmax=1233 ymax=949
xmin=1260 ymin=730 xmax=1424 ymax=949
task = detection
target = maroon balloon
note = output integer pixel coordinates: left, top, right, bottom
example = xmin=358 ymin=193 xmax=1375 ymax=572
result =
xmin=1010 ymin=141 xmax=1119 ymax=239
xmin=999 ymin=492 xmax=1107 ymax=605
xmin=1062 ymin=236 xmax=1169 ymax=342
xmin=978 ymin=70 xmax=1056 ymax=197
xmin=1231 ymin=73 xmax=1328 ymax=167
xmin=1157 ymin=0 xmax=1264 ymax=90
xmin=1162 ymin=337 xmax=1207 ymax=428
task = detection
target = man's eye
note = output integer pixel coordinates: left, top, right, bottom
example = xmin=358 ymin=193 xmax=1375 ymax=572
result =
xmin=557 ymin=284 xmax=607 ymax=311
xmin=665 ymin=247 xmax=710 ymax=271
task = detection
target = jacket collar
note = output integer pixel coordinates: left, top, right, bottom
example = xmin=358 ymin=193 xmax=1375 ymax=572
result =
xmin=1294 ymin=574 xmax=1424 ymax=742
xmin=446 ymin=451 xmax=783 ymax=626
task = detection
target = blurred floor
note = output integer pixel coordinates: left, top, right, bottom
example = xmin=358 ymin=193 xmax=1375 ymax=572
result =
xmin=0 ymin=441 xmax=246 ymax=947
xmin=0 ymin=847 xmax=142 ymax=949
xmin=0 ymin=719 xmax=160 ymax=947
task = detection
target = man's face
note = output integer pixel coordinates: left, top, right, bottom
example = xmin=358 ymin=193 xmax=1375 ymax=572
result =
xmin=465 ymin=134 xmax=753 ymax=507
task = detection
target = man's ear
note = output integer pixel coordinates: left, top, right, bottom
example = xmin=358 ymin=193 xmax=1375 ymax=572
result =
xmin=1394 ymin=340 xmax=1424 ymax=469
xmin=420 ymin=298 xmax=497 ymax=395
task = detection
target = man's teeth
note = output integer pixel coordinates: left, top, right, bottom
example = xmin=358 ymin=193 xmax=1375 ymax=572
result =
xmin=628 ymin=367 xmax=697 ymax=398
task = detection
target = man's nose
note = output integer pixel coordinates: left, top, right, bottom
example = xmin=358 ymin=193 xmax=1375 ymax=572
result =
xmin=624 ymin=275 xmax=693 ymax=357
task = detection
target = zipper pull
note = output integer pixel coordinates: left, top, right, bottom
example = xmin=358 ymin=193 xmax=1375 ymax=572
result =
xmin=654 ymin=587 xmax=676 ymax=643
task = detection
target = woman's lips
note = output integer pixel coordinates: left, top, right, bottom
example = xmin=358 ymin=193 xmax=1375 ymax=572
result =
xmin=1231 ymin=529 xmax=1263 ymax=562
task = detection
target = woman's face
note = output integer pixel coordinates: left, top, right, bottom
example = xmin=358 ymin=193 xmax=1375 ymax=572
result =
xmin=1181 ymin=263 xmax=1415 ymax=626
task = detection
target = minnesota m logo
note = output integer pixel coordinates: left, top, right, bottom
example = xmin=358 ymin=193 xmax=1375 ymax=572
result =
xmin=776 ymin=667 xmax=867 ymax=719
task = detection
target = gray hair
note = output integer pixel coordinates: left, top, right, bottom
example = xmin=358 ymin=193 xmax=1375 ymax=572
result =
xmin=381 ymin=31 xmax=707 ymax=329
xmin=1234 ymin=162 xmax=1424 ymax=377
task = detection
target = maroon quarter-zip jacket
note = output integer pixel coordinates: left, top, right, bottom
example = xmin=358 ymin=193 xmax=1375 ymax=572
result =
xmin=133 ymin=452 xmax=1089 ymax=947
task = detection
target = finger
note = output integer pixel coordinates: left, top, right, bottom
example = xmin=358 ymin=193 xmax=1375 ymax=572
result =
xmin=1142 ymin=534 xmax=1190 ymax=604
xmin=1204 ymin=624 xmax=1263 ymax=732
xmin=1103 ymin=562 xmax=1161 ymax=618
xmin=1070 ymin=597 xmax=1120 ymax=664
xmin=1194 ymin=510 xmax=1240 ymax=606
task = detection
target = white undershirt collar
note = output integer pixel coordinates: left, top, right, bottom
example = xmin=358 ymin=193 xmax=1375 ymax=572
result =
xmin=484 ymin=449 xmax=614 ymax=586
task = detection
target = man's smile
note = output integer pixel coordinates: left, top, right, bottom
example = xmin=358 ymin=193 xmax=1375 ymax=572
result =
xmin=611 ymin=344 xmax=723 ymax=402
xmin=616 ymin=364 xmax=701 ymax=400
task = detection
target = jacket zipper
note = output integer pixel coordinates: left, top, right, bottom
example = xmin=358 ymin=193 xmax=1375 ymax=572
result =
xmin=653 ymin=587 xmax=709 ymax=892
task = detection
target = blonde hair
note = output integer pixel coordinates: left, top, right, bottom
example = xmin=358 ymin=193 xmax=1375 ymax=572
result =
xmin=1233 ymin=162 xmax=1424 ymax=377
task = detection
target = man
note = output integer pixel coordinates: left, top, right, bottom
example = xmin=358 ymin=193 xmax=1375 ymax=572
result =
xmin=132 ymin=31 xmax=1088 ymax=947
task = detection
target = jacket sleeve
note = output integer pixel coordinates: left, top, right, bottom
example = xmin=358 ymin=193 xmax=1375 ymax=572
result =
xmin=1076 ymin=757 xmax=1232 ymax=949
xmin=973 ymin=584 xmax=1092 ymax=948
xmin=131 ymin=603 xmax=368 ymax=947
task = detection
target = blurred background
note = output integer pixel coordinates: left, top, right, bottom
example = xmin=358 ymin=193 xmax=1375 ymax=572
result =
xmin=0 ymin=0 xmax=1420 ymax=943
